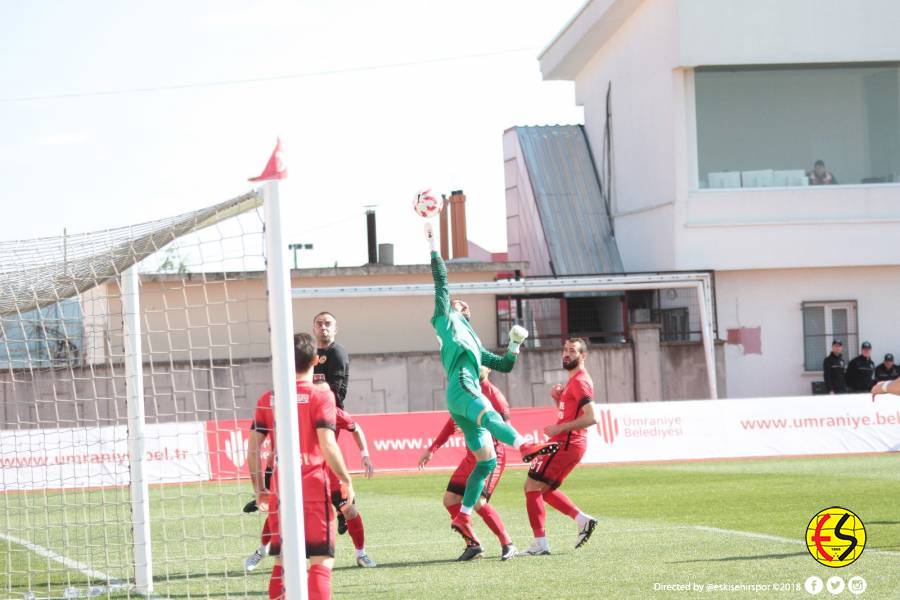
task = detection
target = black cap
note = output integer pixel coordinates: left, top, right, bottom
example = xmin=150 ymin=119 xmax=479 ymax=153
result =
xmin=832 ymin=339 xmax=843 ymax=346
xmin=862 ymin=341 xmax=872 ymax=349
xmin=886 ymin=353 xmax=894 ymax=361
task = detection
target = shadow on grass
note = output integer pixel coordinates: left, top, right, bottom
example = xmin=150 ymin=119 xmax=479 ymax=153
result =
xmin=334 ymin=557 xmax=459 ymax=571
xmin=866 ymin=520 xmax=900 ymax=525
xmin=671 ymin=551 xmax=807 ymax=564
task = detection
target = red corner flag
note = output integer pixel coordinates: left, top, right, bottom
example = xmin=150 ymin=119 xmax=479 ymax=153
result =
xmin=248 ymin=138 xmax=287 ymax=182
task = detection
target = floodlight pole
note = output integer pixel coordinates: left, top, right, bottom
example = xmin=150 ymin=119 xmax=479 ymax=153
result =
xmin=263 ymin=180 xmax=308 ymax=600
xmin=123 ymin=266 xmax=153 ymax=595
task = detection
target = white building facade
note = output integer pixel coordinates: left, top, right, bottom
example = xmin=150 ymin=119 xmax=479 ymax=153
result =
xmin=540 ymin=0 xmax=900 ymax=397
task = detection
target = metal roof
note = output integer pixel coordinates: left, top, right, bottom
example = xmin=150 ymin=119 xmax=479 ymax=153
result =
xmin=514 ymin=125 xmax=624 ymax=275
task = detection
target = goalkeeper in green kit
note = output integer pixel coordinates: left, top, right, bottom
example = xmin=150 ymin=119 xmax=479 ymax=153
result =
xmin=424 ymin=220 xmax=559 ymax=560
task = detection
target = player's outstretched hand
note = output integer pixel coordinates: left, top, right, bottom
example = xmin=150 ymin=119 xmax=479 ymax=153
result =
xmin=242 ymin=498 xmax=258 ymax=513
xmin=507 ymin=324 xmax=530 ymax=354
xmin=871 ymin=380 xmax=891 ymax=401
xmin=418 ymin=449 xmax=433 ymax=470
xmin=362 ymin=455 xmax=375 ymax=479
xmin=425 ymin=221 xmax=438 ymax=252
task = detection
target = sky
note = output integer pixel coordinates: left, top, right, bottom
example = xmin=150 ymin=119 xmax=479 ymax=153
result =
xmin=0 ymin=0 xmax=584 ymax=268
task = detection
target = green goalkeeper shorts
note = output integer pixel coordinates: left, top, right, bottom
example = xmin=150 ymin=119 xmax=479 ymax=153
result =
xmin=446 ymin=360 xmax=493 ymax=453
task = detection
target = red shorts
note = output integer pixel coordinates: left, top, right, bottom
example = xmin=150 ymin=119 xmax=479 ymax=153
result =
xmin=267 ymin=471 xmax=335 ymax=558
xmin=527 ymin=440 xmax=585 ymax=490
xmin=446 ymin=444 xmax=506 ymax=501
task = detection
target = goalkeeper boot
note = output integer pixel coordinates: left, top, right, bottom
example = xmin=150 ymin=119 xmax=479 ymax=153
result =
xmin=337 ymin=511 xmax=348 ymax=535
xmin=500 ymin=543 xmax=517 ymax=561
xmin=575 ymin=516 xmax=598 ymax=549
xmin=451 ymin=513 xmax=481 ymax=548
xmin=244 ymin=547 xmax=265 ymax=572
xmin=520 ymin=441 xmax=559 ymax=463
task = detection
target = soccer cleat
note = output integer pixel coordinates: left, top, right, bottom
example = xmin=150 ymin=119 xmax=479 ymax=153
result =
xmin=500 ymin=543 xmax=517 ymax=561
xmin=356 ymin=554 xmax=377 ymax=568
xmin=575 ymin=517 xmax=598 ymax=549
xmin=457 ymin=544 xmax=484 ymax=561
xmin=242 ymin=498 xmax=258 ymax=513
xmin=520 ymin=539 xmax=551 ymax=556
xmin=337 ymin=511 xmax=348 ymax=535
xmin=244 ymin=549 xmax=265 ymax=572
xmin=450 ymin=513 xmax=481 ymax=548
xmin=520 ymin=441 xmax=559 ymax=463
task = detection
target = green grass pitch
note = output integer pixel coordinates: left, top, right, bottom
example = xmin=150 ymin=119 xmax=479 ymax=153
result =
xmin=2 ymin=454 xmax=899 ymax=598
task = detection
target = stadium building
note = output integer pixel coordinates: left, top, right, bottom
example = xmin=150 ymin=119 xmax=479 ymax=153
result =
xmin=533 ymin=0 xmax=900 ymax=398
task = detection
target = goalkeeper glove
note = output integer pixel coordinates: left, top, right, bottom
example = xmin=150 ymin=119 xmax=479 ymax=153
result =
xmin=243 ymin=498 xmax=258 ymax=513
xmin=507 ymin=325 xmax=529 ymax=354
xmin=425 ymin=221 xmax=438 ymax=253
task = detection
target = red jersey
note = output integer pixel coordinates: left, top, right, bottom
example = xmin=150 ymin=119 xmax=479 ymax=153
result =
xmin=430 ymin=379 xmax=510 ymax=452
xmin=251 ymin=380 xmax=337 ymax=485
xmin=553 ymin=369 xmax=594 ymax=446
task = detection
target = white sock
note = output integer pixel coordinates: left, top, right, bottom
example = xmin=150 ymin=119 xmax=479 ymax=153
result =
xmin=460 ymin=505 xmax=473 ymax=516
xmin=535 ymin=536 xmax=548 ymax=548
xmin=512 ymin=436 xmax=525 ymax=450
xmin=356 ymin=548 xmax=367 ymax=558
xmin=576 ymin=512 xmax=591 ymax=528
xmin=258 ymin=544 xmax=268 ymax=554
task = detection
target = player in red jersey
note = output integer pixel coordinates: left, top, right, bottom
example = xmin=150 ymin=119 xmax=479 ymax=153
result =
xmin=249 ymin=333 xmax=355 ymax=600
xmin=521 ymin=338 xmax=598 ymax=556
xmin=418 ymin=367 xmax=517 ymax=561
xmin=329 ymin=406 xmax=377 ymax=567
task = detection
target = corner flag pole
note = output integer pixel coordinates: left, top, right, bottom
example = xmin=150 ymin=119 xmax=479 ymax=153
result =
xmin=257 ymin=140 xmax=307 ymax=600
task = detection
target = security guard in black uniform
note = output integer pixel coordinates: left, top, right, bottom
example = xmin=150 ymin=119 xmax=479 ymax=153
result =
xmin=846 ymin=341 xmax=875 ymax=393
xmin=823 ymin=340 xmax=847 ymax=394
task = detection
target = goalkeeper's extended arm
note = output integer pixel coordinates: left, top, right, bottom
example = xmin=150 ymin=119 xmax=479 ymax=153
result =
xmin=479 ymin=325 xmax=530 ymax=373
xmin=427 ymin=222 xmax=450 ymax=321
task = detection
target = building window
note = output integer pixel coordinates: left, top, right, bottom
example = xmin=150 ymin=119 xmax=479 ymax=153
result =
xmin=695 ymin=63 xmax=900 ymax=189
xmin=802 ymin=301 xmax=857 ymax=372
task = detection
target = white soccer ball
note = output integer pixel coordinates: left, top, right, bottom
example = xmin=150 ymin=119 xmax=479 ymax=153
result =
xmin=413 ymin=188 xmax=443 ymax=219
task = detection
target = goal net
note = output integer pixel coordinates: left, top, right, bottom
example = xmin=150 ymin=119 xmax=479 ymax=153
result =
xmin=0 ymin=191 xmax=286 ymax=599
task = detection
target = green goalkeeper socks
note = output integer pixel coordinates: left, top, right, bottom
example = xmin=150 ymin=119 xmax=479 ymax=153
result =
xmin=462 ymin=457 xmax=497 ymax=509
xmin=480 ymin=410 xmax=519 ymax=447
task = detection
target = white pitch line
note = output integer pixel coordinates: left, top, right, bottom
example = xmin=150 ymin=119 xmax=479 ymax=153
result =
xmin=693 ymin=525 xmax=900 ymax=557
xmin=0 ymin=531 xmax=121 ymax=583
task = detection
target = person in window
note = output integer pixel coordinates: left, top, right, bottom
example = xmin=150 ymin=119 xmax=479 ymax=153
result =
xmin=807 ymin=159 xmax=837 ymax=185
xmin=874 ymin=353 xmax=899 ymax=383
xmin=846 ymin=341 xmax=875 ymax=392
xmin=823 ymin=340 xmax=847 ymax=394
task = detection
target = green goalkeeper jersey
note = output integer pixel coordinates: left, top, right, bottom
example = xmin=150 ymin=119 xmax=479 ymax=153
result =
xmin=430 ymin=251 xmax=516 ymax=374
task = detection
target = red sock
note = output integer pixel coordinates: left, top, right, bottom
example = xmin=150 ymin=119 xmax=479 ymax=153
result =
xmin=261 ymin=517 xmax=272 ymax=546
xmin=268 ymin=564 xmax=284 ymax=600
xmin=525 ymin=491 xmax=546 ymax=538
xmin=347 ymin=514 xmax=365 ymax=551
xmin=307 ymin=564 xmax=332 ymax=600
xmin=445 ymin=502 xmax=461 ymax=520
xmin=476 ymin=504 xmax=511 ymax=545
xmin=543 ymin=489 xmax=580 ymax=519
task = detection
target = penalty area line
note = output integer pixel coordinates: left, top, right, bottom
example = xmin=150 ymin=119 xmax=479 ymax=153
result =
xmin=0 ymin=530 xmax=125 ymax=585
xmin=693 ymin=525 xmax=900 ymax=557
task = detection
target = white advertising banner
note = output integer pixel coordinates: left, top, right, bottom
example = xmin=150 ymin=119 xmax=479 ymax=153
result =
xmin=1 ymin=421 xmax=210 ymax=491
xmin=584 ymin=394 xmax=900 ymax=464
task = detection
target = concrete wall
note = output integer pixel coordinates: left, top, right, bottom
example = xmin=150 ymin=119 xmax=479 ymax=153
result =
xmin=716 ymin=266 xmax=900 ymax=398
xmin=0 ymin=341 xmax=723 ymax=429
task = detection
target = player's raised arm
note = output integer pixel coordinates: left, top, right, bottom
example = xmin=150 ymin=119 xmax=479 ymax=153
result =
xmin=480 ymin=325 xmax=530 ymax=373
xmin=426 ymin=221 xmax=450 ymax=322
xmin=871 ymin=378 xmax=900 ymax=400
